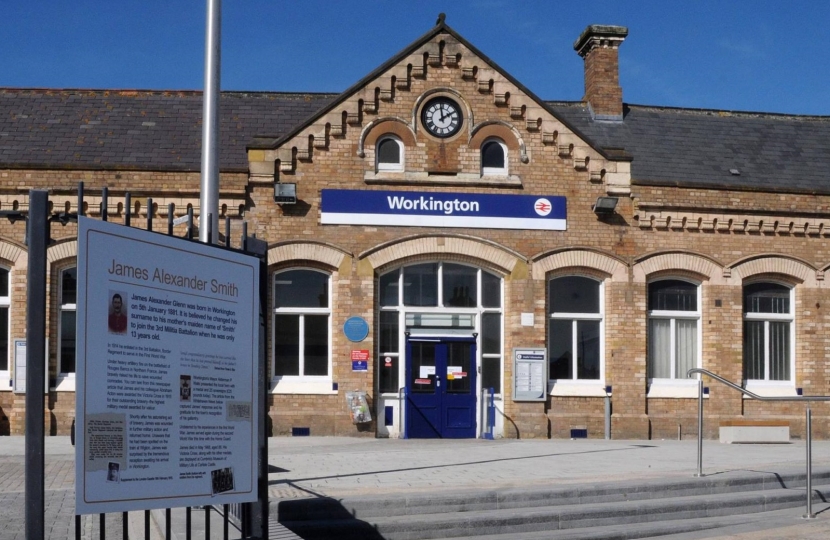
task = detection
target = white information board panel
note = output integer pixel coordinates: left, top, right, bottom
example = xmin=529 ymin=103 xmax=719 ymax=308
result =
xmin=12 ymin=339 xmax=49 ymax=394
xmin=512 ymin=348 xmax=547 ymax=402
xmin=75 ymin=217 xmax=260 ymax=514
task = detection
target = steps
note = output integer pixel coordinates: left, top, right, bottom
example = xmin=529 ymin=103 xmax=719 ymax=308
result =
xmin=272 ymin=469 xmax=830 ymax=539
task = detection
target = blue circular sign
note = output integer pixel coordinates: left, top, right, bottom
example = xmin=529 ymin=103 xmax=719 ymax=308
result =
xmin=343 ymin=317 xmax=369 ymax=342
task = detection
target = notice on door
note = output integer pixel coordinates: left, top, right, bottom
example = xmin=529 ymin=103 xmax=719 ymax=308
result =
xmin=75 ymin=217 xmax=260 ymax=514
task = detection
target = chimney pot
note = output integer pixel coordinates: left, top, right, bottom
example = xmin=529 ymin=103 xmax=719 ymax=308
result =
xmin=574 ymin=25 xmax=628 ymax=119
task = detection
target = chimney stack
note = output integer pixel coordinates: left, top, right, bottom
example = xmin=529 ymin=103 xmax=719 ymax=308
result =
xmin=574 ymin=25 xmax=628 ymax=119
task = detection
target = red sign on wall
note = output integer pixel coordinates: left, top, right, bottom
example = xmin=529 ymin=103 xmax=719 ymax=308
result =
xmin=351 ymin=350 xmax=369 ymax=361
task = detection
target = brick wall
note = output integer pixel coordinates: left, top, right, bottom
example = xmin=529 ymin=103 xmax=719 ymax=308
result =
xmin=3 ymin=32 xmax=830 ymax=441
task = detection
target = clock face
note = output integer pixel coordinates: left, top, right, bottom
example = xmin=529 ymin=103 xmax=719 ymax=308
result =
xmin=421 ymin=97 xmax=462 ymax=138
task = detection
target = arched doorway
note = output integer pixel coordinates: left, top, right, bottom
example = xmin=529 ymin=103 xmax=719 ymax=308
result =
xmin=378 ymin=262 xmax=503 ymax=438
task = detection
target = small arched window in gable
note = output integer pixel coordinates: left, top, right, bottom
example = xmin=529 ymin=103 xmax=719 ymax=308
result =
xmin=376 ymin=135 xmax=404 ymax=172
xmin=481 ymin=138 xmax=507 ymax=176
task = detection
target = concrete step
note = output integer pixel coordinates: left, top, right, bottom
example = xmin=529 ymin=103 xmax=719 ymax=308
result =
xmin=448 ymin=506 xmax=830 ymax=539
xmin=274 ymin=483 xmax=830 ymax=540
xmin=273 ymin=468 xmax=830 ymax=521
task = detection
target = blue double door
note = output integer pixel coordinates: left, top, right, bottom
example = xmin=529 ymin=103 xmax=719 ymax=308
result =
xmin=406 ymin=338 xmax=477 ymax=438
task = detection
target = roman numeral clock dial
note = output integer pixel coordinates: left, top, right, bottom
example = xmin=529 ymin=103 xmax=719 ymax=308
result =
xmin=421 ymin=97 xmax=462 ymax=138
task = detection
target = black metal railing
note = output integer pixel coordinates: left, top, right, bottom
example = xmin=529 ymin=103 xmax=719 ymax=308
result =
xmin=14 ymin=182 xmax=268 ymax=540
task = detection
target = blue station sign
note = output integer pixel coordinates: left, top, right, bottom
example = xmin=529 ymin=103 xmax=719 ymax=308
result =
xmin=321 ymin=189 xmax=567 ymax=231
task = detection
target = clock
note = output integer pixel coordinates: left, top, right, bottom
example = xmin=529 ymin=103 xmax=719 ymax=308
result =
xmin=421 ymin=97 xmax=462 ymax=138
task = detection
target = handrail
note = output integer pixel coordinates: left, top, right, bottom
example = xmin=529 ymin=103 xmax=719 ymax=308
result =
xmin=687 ymin=368 xmax=830 ymax=402
xmin=687 ymin=368 xmax=830 ymax=519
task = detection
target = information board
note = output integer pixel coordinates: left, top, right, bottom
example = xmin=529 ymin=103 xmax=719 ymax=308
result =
xmin=75 ymin=218 xmax=260 ymax=514
xmin=12 ymin=339 xmax=49 ymax=394
xmin=512 ymin=348 xmax=547 ymax=402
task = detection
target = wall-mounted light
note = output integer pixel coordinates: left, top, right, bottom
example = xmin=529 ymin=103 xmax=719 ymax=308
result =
xmin=592 ymin=196 xmax=618 ymax=215
xmin=274 ymin=183 xmax=297 ymax=205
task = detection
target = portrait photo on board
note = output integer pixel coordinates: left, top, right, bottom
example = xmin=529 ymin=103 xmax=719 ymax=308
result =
xmin=180 ymin=374 xmax=192 ymax=402
xmin=106 ymin=462 xmax=120 ymax=483
xmin=107 ymin=291 xmax=128 ymax=334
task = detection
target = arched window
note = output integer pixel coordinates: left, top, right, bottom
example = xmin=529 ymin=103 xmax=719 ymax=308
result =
xmin=481 ymin=138 xmax=507 ymax=176
xmin=647 ymin=279 xmax=700 ymax=380
xmin=376 ymin=135 xmax=404 ymax=172
xmin=549 ymin=276 xmax=603 ymax=381
xmin=743 ymin=282 xmax=793 ymax=383
xmin=273 ymin=269 xmax=331 ymax=379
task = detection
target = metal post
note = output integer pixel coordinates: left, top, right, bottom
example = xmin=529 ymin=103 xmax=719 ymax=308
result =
xmin=168 ymin=203 xmax=174 ymax=236
xmin=25 ymin=190 xmax=48 ymax=540
xmin=78 ymin=182 xmax=85 ymax=217
xmin=199 ymin=0 xmax=221 ymax=243
xmin=124 ymin=192 xmax=131 ymax=226
xmin=695 ymin=378 xmax=703 ymax=477
xmin=147 ymin=198 xmax=153 ymax=231
xmin=804 ymin=404 xmax=815 ymax=519
xmin=101 ymin=187 xmax=108 ymax=222
xmin=604 ymin=394 xmax=611 ymax=440
xmin=250 ymin=237 xmax=269 ymax=539
xmin=187 ymin=206 xmax=194 ymax=240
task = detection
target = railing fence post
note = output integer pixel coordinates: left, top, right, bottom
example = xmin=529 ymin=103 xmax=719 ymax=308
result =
xmin=695 ymin=377 xmax=703 ymax=477
xmin=803 ymin=403 xmax=815 ymax=519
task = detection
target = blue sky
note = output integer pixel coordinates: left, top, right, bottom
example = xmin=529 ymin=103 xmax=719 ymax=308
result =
xmin=2 ymin=1 xmax=828 ymax=115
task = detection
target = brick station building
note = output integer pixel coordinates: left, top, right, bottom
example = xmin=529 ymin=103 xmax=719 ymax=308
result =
xmin=2 ymin=18 xmax=830 ymax=439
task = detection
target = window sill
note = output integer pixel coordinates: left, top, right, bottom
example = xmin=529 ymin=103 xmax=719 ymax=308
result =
xmin=549 ymin=381 xmax=607 ymax=397
xmin=743 ymin=383 xmax=797 ymax=398
xmin=55 ymin=376 xmax=75 ymax=392
xmin=647 ymin=380 xmax=701 ymax=399
xmin=270 ymin=378 xmax=337 ymax=395
xmin=364 ymin=171 xmax=523 ymax=187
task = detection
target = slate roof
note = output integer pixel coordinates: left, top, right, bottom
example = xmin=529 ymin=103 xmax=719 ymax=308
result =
xmin=549 ymin=101 xmax=830 ymax=195
xmin=1 ymin=88 xmax=829 ymax=195
xmin=0 ymin=88 xmax=336 ymax=172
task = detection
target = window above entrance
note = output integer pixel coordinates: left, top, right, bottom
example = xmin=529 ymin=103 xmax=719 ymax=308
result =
xmin=380 ymin=262 xmax=501 ymax=309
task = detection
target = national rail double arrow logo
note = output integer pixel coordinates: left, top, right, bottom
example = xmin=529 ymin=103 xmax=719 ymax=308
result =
xmin=534 ymin=198 xmax=552 ymax=216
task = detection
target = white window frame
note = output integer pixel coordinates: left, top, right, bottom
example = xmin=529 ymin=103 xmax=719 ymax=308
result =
xmin=271 ymin=268 xmax=334 ymax=395
xmin=743 ymin=281 xmax=796 ymax=396
xmin=548 ymin=276 xmax=606 ymax=397
xmin=376 ymin=135 xmax=404 ymax=172
xmin=0 ymin=267 xmax=9 ymax=389
xmin=646 ymin=278 xmax=701 ymax=398
xmin=56 ymin=267 xmax=76 ymax=391
xmin=481 ymin=138 xmax=508 ymax=176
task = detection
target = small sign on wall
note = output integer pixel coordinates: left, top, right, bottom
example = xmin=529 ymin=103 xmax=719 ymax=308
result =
xmin=351 ymin=349 xmax=369 ymax=371
xmin=12 ymin=339 xmax=49 ymax=394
